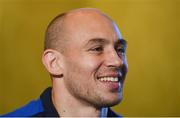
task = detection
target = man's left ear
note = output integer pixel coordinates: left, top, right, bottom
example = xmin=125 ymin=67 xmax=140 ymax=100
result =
xmin=42 ymin=49 xmax=64 ymax=76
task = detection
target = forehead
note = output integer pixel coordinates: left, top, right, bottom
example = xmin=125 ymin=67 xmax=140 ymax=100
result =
xmin=63 ymin=10 xmax=122 ymax=46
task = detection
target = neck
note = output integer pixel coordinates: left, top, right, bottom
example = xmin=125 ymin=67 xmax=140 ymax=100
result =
xmin=51 ymin=79 xmax=102 ymax=117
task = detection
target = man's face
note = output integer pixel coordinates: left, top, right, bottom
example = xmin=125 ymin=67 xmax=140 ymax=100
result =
xmin=61 ymin=13 xmax=128 ymax=108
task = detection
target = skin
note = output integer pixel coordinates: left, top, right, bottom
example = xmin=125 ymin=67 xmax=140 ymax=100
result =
xmin=42 ymin=8 xmax=128 ymax=117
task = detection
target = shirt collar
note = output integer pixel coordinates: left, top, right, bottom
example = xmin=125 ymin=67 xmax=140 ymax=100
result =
xmin=40 ymin=87 xmax=59 ymax=117
xmin=100 ymin=107 xmax=108 ymax=117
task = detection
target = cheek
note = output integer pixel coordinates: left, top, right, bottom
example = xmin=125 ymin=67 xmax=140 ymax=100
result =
xmin=86 ymin=55 xmax=105 ymax=79
xmin=63 ymin=55 xmax=102 ymax=97
xmin=81 ymin=57 xmax=101 ymax=74
xmin=66 ymin=54 xmax=102 ymax=78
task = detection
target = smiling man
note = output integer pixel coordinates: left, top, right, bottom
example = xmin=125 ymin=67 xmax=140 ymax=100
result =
xmin=3 ymin=8 xmax=128 ymax=117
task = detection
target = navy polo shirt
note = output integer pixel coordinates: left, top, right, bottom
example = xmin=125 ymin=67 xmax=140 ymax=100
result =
xmin=2 ymin=87 xmax=121 ymax=117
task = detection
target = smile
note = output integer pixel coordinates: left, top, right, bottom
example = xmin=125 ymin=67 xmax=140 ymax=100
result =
xmin=98 ymin=77 xmax=119 ymax=82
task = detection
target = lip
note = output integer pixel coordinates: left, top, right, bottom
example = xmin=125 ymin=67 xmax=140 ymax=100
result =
xmin=98 ymin=73 xmax=118 ymax=78
xmin=98 ymin=80 xmax=120 ymax=91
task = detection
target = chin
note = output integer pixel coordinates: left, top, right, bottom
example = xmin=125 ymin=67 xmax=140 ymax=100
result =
xmin=103 ymin=97 xmax=122 ymax=107
xmin=96 ymin=94 xmax=123 ymax=108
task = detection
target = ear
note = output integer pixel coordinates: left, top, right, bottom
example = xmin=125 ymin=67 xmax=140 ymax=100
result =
xmin=42 ymin=49 xmax=64 ymax=76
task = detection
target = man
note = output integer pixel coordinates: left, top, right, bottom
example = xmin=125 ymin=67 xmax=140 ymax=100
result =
xmin=3 ymin=8 xmax=128 ymax=117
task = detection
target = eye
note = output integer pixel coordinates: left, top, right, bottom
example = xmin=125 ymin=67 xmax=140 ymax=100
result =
xmin=90 ymin=46 xmax=103 ymax=52
xmin=89 ymin=46 xmax=104 ymax=54
xmin=117 ymin=48 xmax=125 ymax=53
xmin=116 ymin=46 xmax=126 ymax=56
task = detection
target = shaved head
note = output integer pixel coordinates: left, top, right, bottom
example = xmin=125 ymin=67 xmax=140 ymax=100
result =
xmin=44 ymin=12 xmax=67 ymax=52
xmin=44 ymin=8 xmax=115 ymax=53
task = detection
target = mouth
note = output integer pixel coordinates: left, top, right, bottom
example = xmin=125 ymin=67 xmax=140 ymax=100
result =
xmin=98 ymin=76 xmax=119 ymax=82
xmin=96 ymin=72 xmax=123 ymax=91
xmin=97 ymin=71 xmax=123 ymax=83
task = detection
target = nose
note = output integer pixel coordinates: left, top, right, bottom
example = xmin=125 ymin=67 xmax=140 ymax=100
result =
xmin=104 ymin=50 xmax=123 ymax=68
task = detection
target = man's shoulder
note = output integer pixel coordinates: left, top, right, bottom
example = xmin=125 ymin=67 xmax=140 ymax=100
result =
xmin=2 ymin=98 xmax=44 ymax=117
xmin=1 ymin=87 xmax=58 ymax=117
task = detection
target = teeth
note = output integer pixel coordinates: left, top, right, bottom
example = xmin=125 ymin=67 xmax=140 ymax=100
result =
xmin=98 ymin=77 xmax=118 ymax=82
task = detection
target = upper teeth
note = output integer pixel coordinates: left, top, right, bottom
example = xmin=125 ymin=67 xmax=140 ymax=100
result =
xmin=98 ymin=77 xmax=118 ymax=82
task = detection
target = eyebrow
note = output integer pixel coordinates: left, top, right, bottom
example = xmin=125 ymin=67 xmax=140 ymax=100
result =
xmin=85 ymin=38 xmax=109 ymax=47
xmin=85 ymin=38 xmax=127 ymax=47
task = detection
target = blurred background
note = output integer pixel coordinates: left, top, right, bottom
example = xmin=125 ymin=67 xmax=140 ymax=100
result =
xmin=0 ymin=0 xmax=179 ymax=116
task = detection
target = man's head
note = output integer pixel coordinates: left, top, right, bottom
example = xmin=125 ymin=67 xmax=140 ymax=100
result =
xmin=42 ymin=8 xmax=128 ymax=108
